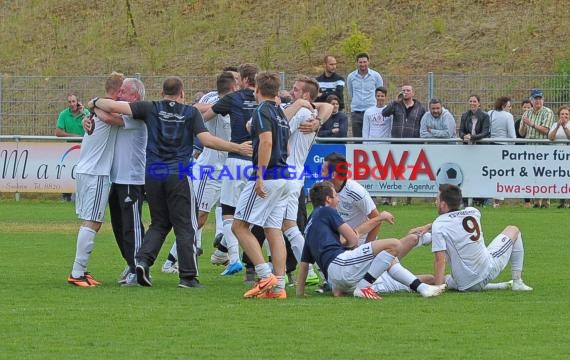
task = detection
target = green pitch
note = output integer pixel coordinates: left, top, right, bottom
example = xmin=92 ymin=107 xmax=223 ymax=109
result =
xmin=0 ymin=199 xmax=568 ymax=359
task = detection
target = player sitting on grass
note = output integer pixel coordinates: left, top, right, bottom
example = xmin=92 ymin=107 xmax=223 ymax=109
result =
xmin=410 ymin=184 xmax=533 ymax=292
xmin=296 ymin=181 xmax=447 ymax=300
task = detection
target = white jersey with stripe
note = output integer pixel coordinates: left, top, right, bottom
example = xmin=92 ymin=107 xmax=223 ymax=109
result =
xmin=285 ymin=106 xmax=315 ymax=174
xmin=76 ymin=115 xmax=118 ymax=176
xmin=431 ymin=207 xmax=492 ymax=290
xmin=196 ymin=91 xmax=231 ymax=170
xmin=337 ymin=179 xmax=377 ymax=242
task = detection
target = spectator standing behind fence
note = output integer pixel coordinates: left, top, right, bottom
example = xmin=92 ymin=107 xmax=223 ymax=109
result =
xmin=317 ymin=94 xmax=347 ymax=138
xmin=488 ymin=96 xmax=515 ymax=144
xmin=315 ymin=55 xmax=345 ymax=111
xmin=519 ymin=89 xmax=555 ymax=208
xmin=419 ymin=98 xmax=456 ymax=139
xmin=548 ymin=105 xmax=570 ymax=208
xmin=459 ymin=94 xmax=490 ymax=144
xmin=347 ymin=52 xmax=383 ymax=137
xmin=488 ymin=96 xmax=516 ymax=208
xmin=56 ymin=93 xmax=90 ymax=202
xmin=515 ymin=100 xmax=532 ymax=208
xmin=362 ymin=87 xmax=392 ymax=143
xmin=383 ymin=83 xmax=426 ymax=139
xmin=515 ymin=100 xmax=532 ymax=139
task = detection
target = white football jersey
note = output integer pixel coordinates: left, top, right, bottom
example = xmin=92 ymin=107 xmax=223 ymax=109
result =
xmin=76 ymin=115 xmax=118 ymax=176
xmin=431 ymin=207 xmax=492 ymax=290
xmin=337 ymin=179 xmax=377 ymax=243
xmin=286 ymin=106 xmax=315 ymax=174
xmin=111 ymin=115 xmax=147 ymax=185
xmin=196 ymin=91 xmax=231 ymax=170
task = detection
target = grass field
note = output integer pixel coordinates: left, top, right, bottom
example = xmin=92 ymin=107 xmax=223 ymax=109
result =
xmin=0 ymin=199 xmax=569 ymax=359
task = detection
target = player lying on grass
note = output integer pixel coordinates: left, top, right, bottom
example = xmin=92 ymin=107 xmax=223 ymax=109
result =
xmin=296 ymin=181 xmax=447 ymax=300
xmin=409 ymin=184 xmax=533 ymax=292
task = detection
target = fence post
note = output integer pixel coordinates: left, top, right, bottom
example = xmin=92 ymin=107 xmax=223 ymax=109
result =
xmin=279 ymin=71 xmax=285 ymax=90
xmin=0 ymin=74 xmax=3 ymax=135
xmin=427 ymin=71 xmax=434 ymax=103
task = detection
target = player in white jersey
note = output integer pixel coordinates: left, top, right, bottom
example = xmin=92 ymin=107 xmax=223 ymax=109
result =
xmin=321 ymin=153 xmax=384 ymax=245
xmin=412 ymin=184 xmax=533 ymax=292
xmin=161 ymin=72 xmax=237 ymax=273
xmin=281 ymin=76 xmax=333 ymax=276
xmin=67 ymin=72 xmax=125 ymax=287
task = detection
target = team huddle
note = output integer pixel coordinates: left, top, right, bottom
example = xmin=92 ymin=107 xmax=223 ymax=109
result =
xmin=67 ymin=65 xmax=532 ymax=299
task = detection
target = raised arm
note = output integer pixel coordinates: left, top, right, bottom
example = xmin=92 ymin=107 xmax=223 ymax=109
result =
xmin=90 ymin=98 xmax=133 ymax=115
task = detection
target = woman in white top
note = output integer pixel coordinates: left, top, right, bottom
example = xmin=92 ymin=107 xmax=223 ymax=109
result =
xmin=488 ymin=96 xmax=516 ymax=145
xmin=548 ymin=105 xmax=570 ymax=208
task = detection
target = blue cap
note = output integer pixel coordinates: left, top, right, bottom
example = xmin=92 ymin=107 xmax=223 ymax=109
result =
xmin=530 ymin=89 xmax=543 ymax=98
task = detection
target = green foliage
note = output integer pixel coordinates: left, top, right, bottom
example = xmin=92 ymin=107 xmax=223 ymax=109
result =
xmin=299 ymin=25 xmax=326 ymax=65
xmin=1 ymin=200 xmax=569 ymax=358
xmin=338 ymin=23 xmax=373 ymax=63
xmin=432 ymin=18 xmax=446 ymax=35
xmin=258 ymin=36 xmax=277 ymax=70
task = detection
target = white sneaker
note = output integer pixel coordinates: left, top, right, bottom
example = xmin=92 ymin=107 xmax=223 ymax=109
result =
xmin=121 ymin=272 xmax=138 ymax=287
xmin=210 ymin=252 xmax=229 ymax=266
xmin=419 ymin=283 xmax=447 ymax=298
xmin=161 ymin=261 xmax=179 ymax=274
xmin=512 ymin=279 xmax=533 ymax=291
xmin=117 ymin=266 xmax=130 ymax=284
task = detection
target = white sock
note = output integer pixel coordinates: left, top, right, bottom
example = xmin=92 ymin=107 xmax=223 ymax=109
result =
xmin=284 ymin=226 xmax=304 ymax=262
xmin=71 ymin=226 xmax=97 ymax=278
xmin=254 ymin=263 xmax=273 ymax=279
xmin=388 ymin=262 xmax=418 ymax=286
xmin=357 ymin=251 xmax=395 ymax=289
xmin=215 ymin=207 xmax=223 ymax=236
xmin=195 ymin=227 xmax=202 ymax=249
xmin=511 ymin=232 xmax=524 ymax=280
xmin=484 ymin=282 xmax=511 ymax=290
xmin=223 ymin=219 xmax=240 ymax=263
xmin=274 ymin=275 xmax=286 ymax=291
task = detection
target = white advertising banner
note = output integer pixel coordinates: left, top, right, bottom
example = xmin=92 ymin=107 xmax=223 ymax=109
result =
xmin=0 ymin=141 xmax=80 ymax=193
xmin=345 ymin=144 xmax=570 ymax=198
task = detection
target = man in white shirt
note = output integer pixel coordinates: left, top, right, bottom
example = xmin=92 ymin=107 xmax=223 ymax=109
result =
xmin=412 ymin=184 xmax=533 ymax=292
xmin=108 ymin=78 xmax=148 ymax=286
xmin=362 ymin=87 xmax=392 ymax=143
xmin=67 ymin=72 xmax=124 ymax=287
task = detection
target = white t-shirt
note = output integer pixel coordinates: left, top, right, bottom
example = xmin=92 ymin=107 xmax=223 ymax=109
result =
xmin=431 ymin=207 xmax=492 ymax=290
xmin=111 ymin=115 xmax=147 ymax=185
xmin=362 ymin=105 xmax=392 ymax=143
xmin=196 ymin=91 xmax=231 ymax=170
xmin=286 ymin=106 xmax=315 ymax=173
xmin=76 ymin=115 xmax=118 ymax=176
xmin=337 ymin=179 xmax=377 ymax=243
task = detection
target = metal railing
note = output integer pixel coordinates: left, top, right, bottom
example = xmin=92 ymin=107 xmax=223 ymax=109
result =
xmin=1 ymin=73 xmax=569 ymax=136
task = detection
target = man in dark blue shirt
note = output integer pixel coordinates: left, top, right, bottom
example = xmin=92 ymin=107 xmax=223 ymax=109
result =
xmin=296 ymin=181 xmax=447 ymax=299
xmin=90 ymin=76 xmax=251 ymax=289
xmin=232 ymin=71 xmax=291 ymax=299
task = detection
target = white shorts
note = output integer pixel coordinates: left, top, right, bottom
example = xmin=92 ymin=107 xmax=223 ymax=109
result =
xmin=220 ymin=158 xmax=253 ymax=207
xmin=283 ymin=180 xmax=304 ymax=221
xmin=75 ymin=174 xmax=111 ymax=222
xmin=234 ymin=178 xmax=288 ymax=229
xmin=447 ymin=233 xmax=514 ymax=291
xmin=192 ymin=166 xmax=221 ymax=212
xmin=327 ymin=243 xmax=376 ymax=293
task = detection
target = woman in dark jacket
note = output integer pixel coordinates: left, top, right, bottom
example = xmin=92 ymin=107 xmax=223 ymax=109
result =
xmin=317 ymin=94 xmax=348 ymax=138
xmin=459 ymin=94 xmax=490 ymax=144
